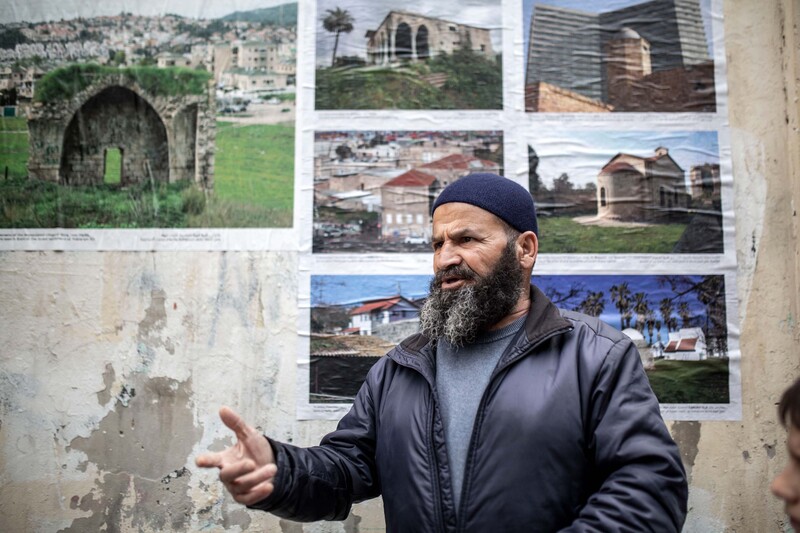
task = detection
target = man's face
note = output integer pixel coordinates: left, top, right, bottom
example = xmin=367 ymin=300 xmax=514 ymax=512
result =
xmin=430 ymin=202 xmax=511 ymax=284
xmin=418 ymin=202 xmax=525 ymax=346
xmin=772 ymin=424 xmax=800 ymax=529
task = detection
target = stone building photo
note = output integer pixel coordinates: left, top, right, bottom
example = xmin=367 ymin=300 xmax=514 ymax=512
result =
xmin=524 ymin=0 xmax=716 ymax=112
xmin=528 ymin=129 xmax=724 ymax=254
xmin=0 ymin=3 xmax=297 ymax=229
xmin=313 ymin=130 xmax=502 ymax=252
xmin=315 ymin=0 xmax=503 ymax=109
xmin=27 ymin=66 xmax=215 ymax=188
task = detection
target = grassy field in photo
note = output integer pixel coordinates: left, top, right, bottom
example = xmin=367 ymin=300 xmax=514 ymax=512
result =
xmin=647 ymin=357 xmax=730 ymax=404
xmin=0 ymin=117 xmax=294 ymax=228
xmin=537 ymin=216 xmax=687 ymax=254
xmin=315 ymin=48 xmax=502 ymax=110
xmin=0 ymin=116 xmax=28 ymax=180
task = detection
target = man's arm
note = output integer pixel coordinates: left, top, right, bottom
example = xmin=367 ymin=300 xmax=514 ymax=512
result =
xmin=564 ymin=339 xmax=688 ymax=532
xmin=197 ymin=360 xmax=383 ymax=522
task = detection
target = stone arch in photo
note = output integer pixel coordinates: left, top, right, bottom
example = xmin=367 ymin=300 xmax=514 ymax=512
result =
xmin=27 ymin=70 xmax=215 ymax=189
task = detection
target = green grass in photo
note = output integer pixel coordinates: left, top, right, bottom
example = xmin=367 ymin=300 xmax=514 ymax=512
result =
xmin=0 ymin=118 xmax=295 ymax=228
xmin=0 ymin=117 xmax=29 ymax=180
xmin=212 ymin=121 xmax=294 ymax=227
xmin=647 ymin=357 xmax=729 ymax=404
xmin=103 ymin=148 xmax=122 ymax=185
xmin=316 ymin=48 xmax=502 ymax=110
xmin=537 ymin=216 xmax=687 ymax=253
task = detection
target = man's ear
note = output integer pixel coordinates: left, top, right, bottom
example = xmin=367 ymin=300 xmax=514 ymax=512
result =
xmin=517 ymin=231 xmax=538 ymax=270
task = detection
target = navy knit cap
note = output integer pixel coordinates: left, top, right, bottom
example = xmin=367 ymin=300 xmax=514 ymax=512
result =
xmin=431 ymin=173 xmax=538 ymax=235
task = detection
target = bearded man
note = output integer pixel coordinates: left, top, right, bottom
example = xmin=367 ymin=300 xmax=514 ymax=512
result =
xmin=197 ymin=173 xmax=688 ymax=532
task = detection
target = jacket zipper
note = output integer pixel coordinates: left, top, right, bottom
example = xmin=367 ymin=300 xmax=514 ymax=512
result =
xmin=427 ymin=387 xmax=449 ymax=533
xmin=454 ymin=325 xmax=573 ymax=532
xmin=392 ymin=345 xmax=451 ymax=533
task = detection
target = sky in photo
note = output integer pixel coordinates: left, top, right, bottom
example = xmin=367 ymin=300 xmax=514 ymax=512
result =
xmin=529 ymin=130 xmax=720 ymax=189
xmin=314 ymin=0 xmax=503 ymax=67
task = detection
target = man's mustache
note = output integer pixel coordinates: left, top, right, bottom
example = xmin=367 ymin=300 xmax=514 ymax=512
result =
xmin=433 ymin=265 xmax=478 ymax=288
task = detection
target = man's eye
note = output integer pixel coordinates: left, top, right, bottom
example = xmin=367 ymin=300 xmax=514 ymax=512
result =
xmin=462 ymin=236 xmax=472 ymax=243
xmin=432 ymin=242 xmax=442 ymax=250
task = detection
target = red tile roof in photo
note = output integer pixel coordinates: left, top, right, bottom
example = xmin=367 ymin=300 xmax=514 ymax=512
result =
xmin=420 ymin=153 xmax=497 ymax=171
xmin=665 ymin=336 xmax=699 ymax=352
xmin=601 ymin=161 xmax=641 ymax=174
xmin=349 ymin=297 xmax=402 ymax=315
xmin=383 ymin=169 xmax=438 ymax=187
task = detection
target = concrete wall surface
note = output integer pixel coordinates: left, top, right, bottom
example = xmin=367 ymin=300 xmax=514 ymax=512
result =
xmin=1 ymin=0 xmax=799 ymax=531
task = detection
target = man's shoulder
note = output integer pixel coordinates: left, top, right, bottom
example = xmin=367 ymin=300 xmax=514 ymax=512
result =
xmin=557 ymin=308 xmax=632 ymax=346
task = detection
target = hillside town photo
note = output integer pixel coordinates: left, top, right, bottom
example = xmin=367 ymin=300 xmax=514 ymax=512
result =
xmin=313 ymin=130 xmax=503 ymax=252
xmin=0 ymin=2 xmax=297 ymax=228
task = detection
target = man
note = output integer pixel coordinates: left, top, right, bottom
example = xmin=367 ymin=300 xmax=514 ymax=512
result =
xmin=771 ymin=377 xmax=800 ymax=530
xmin=197 ymin=173 xmax=688 ymax=531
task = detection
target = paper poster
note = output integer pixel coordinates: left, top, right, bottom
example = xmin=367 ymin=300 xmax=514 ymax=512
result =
xmin=0 ymin=0 xmax=740 ymax=420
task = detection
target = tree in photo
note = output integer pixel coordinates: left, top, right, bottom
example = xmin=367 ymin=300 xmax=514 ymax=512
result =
xmin=610 ymin=282 xmax=633 ymax=329
xmin=322 ymin=7 xmax=354 ymax=67
xmin=574 ymin=290 xmax=605 ymax=317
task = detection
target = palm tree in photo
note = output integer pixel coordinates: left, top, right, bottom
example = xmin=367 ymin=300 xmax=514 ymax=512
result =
xmin=678 ymin=301 xmax=693 ymax=328
xmin=322 ymin=7 xmax=354 ymax=67
xmin=659 ymin=297 xmax=675 ymax=332
xmin=575 ymin=290 xmax=605 ymax=317
xmin=610 ymin=282 xmax=632 ymax=329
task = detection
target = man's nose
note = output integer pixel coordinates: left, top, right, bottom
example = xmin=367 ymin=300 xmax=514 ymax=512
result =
xmin=436 ymin=242 xmax=462 ymax=269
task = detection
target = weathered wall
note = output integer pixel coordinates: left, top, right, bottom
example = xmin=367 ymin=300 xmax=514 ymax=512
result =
xmin=678 ymin=0 xmax=800 ymax=530
xmin=0 ymin=0 xmax=798 ymax=531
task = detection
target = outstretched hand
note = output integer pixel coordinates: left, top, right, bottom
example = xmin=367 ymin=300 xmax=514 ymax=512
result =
xmin=196 ymin=406 xmax=278 ymax=506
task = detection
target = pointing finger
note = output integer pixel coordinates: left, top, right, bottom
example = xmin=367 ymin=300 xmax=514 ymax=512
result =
xmin=219 ymin=406 xmax=255 ymax=440
xmin=196 ymin=452 xmax=223 ymax=469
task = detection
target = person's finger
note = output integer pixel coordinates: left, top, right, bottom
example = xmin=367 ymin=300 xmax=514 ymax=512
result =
xmin=231 ymin=462 xmax=277 ymax=492
xmin=195 ymin=452 xmax=224 ymax=469
xmin=219 ymin=406 xmax=255 ymax=440
xmin=219 ymin=459 xmax=256 ymax=485
xmin=235 ymin=479 xmax=275 ymax=507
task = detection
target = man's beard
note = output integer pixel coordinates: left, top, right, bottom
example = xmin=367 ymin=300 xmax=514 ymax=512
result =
xmin=419 ymin=240 xmax=525 ymax=347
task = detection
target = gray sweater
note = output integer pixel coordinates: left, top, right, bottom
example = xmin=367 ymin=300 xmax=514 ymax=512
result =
xmin=435 ymin=315 xmax=527 ymax=511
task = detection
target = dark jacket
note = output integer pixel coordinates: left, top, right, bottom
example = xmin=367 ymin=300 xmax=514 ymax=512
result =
xmin=254 ymin=285 xmax=688 ymax=532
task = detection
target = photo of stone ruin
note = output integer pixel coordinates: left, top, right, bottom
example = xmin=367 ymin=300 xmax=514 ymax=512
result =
xmin=27 ymin=68 xmax=215 ymax=188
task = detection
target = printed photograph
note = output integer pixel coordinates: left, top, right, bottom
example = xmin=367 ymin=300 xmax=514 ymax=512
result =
xmin=523 ymin=0 xmax=717 ymax=113
xmin=0 ymin=1 xmax=297 ymax=229
xmin=309 ymin=273 xmax=730 ymax=404
xmin=313 ymin=130 xmax=503 ymax=253
xmin=315 ymin=0 xmax=503 ymax=110
xmin=528 ymin=130 xmax=724 ymax=253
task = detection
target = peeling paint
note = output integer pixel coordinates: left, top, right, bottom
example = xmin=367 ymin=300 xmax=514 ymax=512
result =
xmin=671 ymin=421 xmax=701 ymax=483
xmin=343 ymin=511 xmax=362 ymax=533
xmin=280 ymin=518 xmax=304 ymax=533
xmin=96 ymin=363 xmax=115 ymax=406
xmin=65 ymin=375 xmax=201 ymax=531
xmin=222 ymin=507 xmax=253 ymax=530
xmin=136 ymin=289 xmax=175 ymax=361
xmin=765 ymin=440 xmax=777 ymax=459
xmin=58 ymin=471 xmax=132 ymax=533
